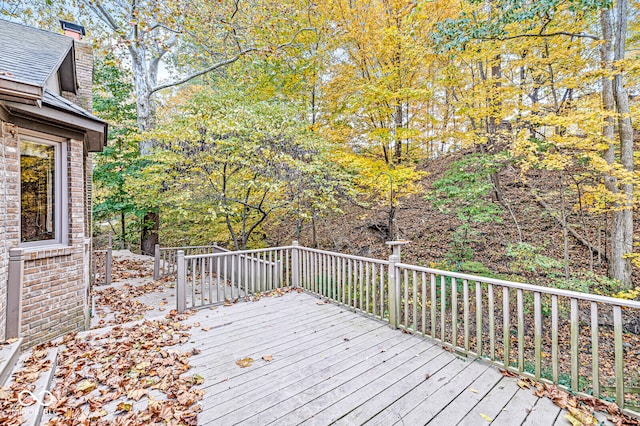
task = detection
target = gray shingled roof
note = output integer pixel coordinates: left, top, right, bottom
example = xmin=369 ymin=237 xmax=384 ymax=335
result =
xmin=43 ymin=89 xmax=104 ymax=123
xmin=0 ymin=19 xmax=73 ymax=87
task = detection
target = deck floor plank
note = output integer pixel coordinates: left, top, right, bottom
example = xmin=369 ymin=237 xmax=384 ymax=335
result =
xmin=267 ymin=337 xmax=440 ymax=425
xmin=522 ymin=395 xmax=562 ymax=426
xmin=183 ymin=292 xmax=568 ymax=426
xmin=491 ymin=387 xmax=540 ymax=425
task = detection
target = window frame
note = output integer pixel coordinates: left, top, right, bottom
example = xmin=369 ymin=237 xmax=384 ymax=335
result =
xmin=18 ymin=130 xmax=69 ymax=248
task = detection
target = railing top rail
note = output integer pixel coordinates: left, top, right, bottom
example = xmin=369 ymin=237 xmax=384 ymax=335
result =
xmin=183 ymin=246 xmax=295 ymax=260
xmin=396 ymin=262 xmax=640 ymax=309
xmin=297 ymin=246 xmax=390 ymax=265
xmin=160 ymin=244 xmax=221 ymax=251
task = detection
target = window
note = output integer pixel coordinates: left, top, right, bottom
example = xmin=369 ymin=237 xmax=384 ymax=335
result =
xmin=20 ymin=134 xmax=67 ymax=245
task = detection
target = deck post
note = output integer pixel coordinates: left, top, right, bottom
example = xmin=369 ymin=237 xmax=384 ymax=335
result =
xmin=292 ymin=241 xmax=300 ymax=288
xmin=388 ymin=255 xmax=399 ymax=328
xmin=6 ymin=249 xmax=24 ymax=339
xmin=153 ymin=244 xmax=160 ymax=280
xmin=176 ymin=250 xmax=186 ymax=312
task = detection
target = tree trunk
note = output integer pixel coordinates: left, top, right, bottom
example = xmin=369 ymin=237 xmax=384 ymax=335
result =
xmin=131 ymin=48 xmax=161 ymax=255
xmin=601 ymin=5 xmax=633 ymax=286
xmin=140 ymin=211 xmax=159 ymax=255
xmin=559 ymin=174 xmax=570 ymax=279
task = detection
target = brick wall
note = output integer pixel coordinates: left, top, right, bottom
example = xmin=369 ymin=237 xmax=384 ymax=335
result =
xmin=0 ymin=34 xmax=96 ymax=346
xmin=0 ymin=121 xmax=10 ymax=341
xmin=73 ymin=40 xmax=94 ymax=112
xmin=0 ymin=120 xmax=89 ymax=346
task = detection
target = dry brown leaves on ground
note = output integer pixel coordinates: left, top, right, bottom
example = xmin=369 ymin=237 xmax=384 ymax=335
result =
xmin=46 ymin=317 xmax=204 ymax=426
xmin=0 ymin=342 xmax=54 ymax=425
xmin=532 ymin=381 xmax=640 ymax=426
xmin=247 ymin=286 xmax=303 ymax=302
xmin=110 ymin=259 xmax=153 ymax=282
xmin=93 ymin=281 xmax=166 ymax=327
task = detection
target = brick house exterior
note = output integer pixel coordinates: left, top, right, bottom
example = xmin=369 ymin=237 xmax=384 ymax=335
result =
xmin=0 ymin=19 xmax=107 ymax=346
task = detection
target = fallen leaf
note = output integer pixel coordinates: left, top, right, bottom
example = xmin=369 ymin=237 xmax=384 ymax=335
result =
xmin=499 ymin=369 xmax=518 ymax=378
xmin=480 ymin=413 xmax=492 ymax=422
xmin=127 ymin=388 xmax=148 ymax=401
xmin=567 ymin=407 xmax=597 ymax=425
xmin=201 ymin=326 xmax=211 ymax=332
xmin=76 ymin=380 xmax=96 ymax=393
xmin=469 ymin=388 xmax=478 ymax=393
xmin=316 ymin=301 xmax=326 ymax=305
xmin=424 ymin=373 xmax=431 ymax=380
xmin=191 ymin=374 xmax=204 ymax=385
xmin=236 ymin=357 xmax=254 ymax=368
xmin=262 ymin=355 xmax=273 ymax=362
xmin=517 ymin=379 xmax=531 ymax=389
xmin=117 ymin=401 xmax=133 ymax=412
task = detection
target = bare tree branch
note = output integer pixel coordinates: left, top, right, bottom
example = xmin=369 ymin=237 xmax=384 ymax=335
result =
xmin=150 ymin=48 xmax=257 ymax=94
xmin=479 ymin=31 xmax=598 ymax=41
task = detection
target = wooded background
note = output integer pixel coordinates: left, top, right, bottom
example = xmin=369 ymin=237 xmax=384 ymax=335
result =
xmin=5 ymin=0 xmax=640 ymax=296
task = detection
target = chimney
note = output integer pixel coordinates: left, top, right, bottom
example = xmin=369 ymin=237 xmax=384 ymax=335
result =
xmin=59 ymin=20 xmax=85 ymax=40
xmin=59 ymin=20 xmax=93 ymax=113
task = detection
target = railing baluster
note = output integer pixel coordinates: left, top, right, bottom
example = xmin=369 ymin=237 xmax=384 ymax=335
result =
xmin=243 ymin=254 xmax=249 ymax=295
xmin=463 ymin=279 xmax=469 ymax=352
xmin=372 ymin=263 xmax=377 ymax=317
xmin=268 ymin=250 xmax=273 ymax=290
xmin=441 ymin=275 xmax=446 ymax=342
xmin=404 ymin=269 xmax=409 ymax=327
xmin=279 ymin=249 xmax=284 ymax=288
xmin=191 ymin=258 xmax=197 ymax=308
xmin=200 ymin=257 xmax=205 ymax=306
xmin=476 ymin=281 xmax=482 ymax=357
xmin=452 ymin=277 xmax=457 ymax=348
xmin=534 ymin=292 xmax=541 ymax=379
xmin=359 ymin=260 xmax=364 ymax=312
xmin=223 ymin=255 xmax=228 ymax=299
xmin=552 ymin=295 xmax=559 ymax=383
xmin=348 ymin=259 xmax=356 ymax=306
xmin=591 ymin=301 xmax=599 ymax=398
xmin=518 ymin=288 xmax=524 ymax=372
xmin=231 ymin=254 xmax=236 ymax=299
xmin=366 ymin=262 xmax=371 ymax=314
xmin=430 ymin=273 xmax=436 ymax=338
xmin=613 ymin=305 xmax=624 ymax=408
xmin=208 ymin=257 xmax=213 ymax=304
xmin=503 ymin=287 xmax=510 ymax=368
xmin=338 ymin=256 xmax=342 ymax=302
xmin=489 ymin=284 xmax=495 ymax=361
xmin=380 ymin=264 xmax=385 ymax=319
xmin=216 ymin=257 xmax=221 ymax=302
xmin=176 ymin=251 xmax=185 ymax=312
xmin=421 ymin=272 xmax=427 ymax=336
xmin=413 ymin=270 xmax=418 ymax=332
xmin=570 ymin=298 xmax=579 ymax=391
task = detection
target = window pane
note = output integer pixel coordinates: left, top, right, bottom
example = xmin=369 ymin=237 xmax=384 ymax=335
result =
xmin=21 ymin=140 xmax=56 ymax=242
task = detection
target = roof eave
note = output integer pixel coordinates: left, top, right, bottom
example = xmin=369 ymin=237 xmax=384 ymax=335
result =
xmin=3 ymin=99 xmax=107 ymax=152
xmin=0 ymin=79 xmax=43 ymax=105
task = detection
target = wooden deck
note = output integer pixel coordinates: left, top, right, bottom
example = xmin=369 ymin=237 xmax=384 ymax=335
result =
xmin=181 ymin=291 xmax=573 ymax=425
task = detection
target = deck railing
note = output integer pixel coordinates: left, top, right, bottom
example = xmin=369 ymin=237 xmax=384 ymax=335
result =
xmin=176 ymin=242 xmax=640 ymax=413
xmin=176 ymin=246 xmax=290 ymax=311
xmin=92 ymin=241 xmax=112 ymax=286
xmin=154 ymin=244 xmax=226 ymax=280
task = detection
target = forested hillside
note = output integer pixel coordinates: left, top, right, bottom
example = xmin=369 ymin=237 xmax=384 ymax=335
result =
xmin=6 ymin=0 xmax=640 ymax=297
